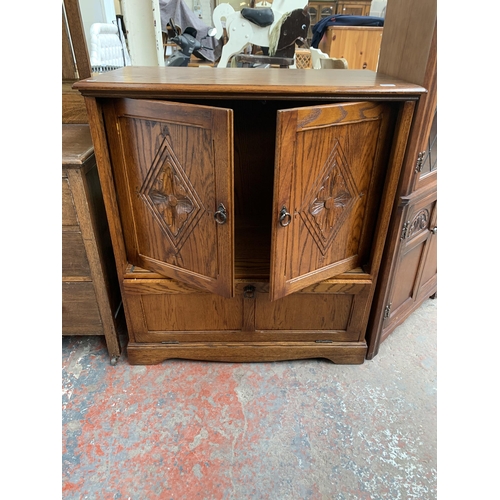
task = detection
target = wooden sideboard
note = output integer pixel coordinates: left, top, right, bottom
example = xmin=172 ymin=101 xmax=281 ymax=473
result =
xmin=74 ymin=68 xmax=424 ymax=365
xmin=62 ymin=124 xmax=123 ymax=364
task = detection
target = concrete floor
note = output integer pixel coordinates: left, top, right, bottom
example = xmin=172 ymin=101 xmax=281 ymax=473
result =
xmin=62 ymin=298 xmax=437 ymax=499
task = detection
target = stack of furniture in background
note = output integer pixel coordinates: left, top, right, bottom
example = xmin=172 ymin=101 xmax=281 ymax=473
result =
xmin=62 ymin=0 xmax=123 ymax=364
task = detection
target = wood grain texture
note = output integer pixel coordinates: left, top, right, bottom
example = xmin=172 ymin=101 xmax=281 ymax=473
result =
xmin=404 ymin=24 xmax=437 ymax=195
xmin=63 ymin=0 xmax=91 ymax=80
xmin=62 ymin=124 xmax=94 ymax=166
xmin=122 ymin=275 xmax=370 ymax=344
xmin=62 ymin=7 xmax=77 ymax=81
xmin=62 ymin=177 xmax=78 ymax=226
xmin=102 ymin=98 xmax=235 ymax=297
xmin=62 ymin=84 xmax=89 ymax=124
xmin=365 ymin=0 xmax=437 ymax=359
xmin=66 ymin=168 xmax=121 ymax=357
xmin=270 ymin=101 xmax=394 ymax=300
xmin=377 ymin=0 xmax=436 ymax=87
xmin=62 ymin=282 xmax=103 ymax=334
xmin=84 ymin=97 xmax=130 ymax=277
xmin=380 ymin=193 xmax=437 ymax=345
xmin=62 ymin=124 xmax=122 ymax=359
xmin=319 ymin=27 xmax=383 ymax=71
xmin=62 ymin=232 xmax=91 ymax=277
xmin=73 ymin=67 xmax=425 ymax=100
xmin=77 ymin=71 xmax=421 ymax=364
xmin=127 ymin=342 xmax=367 ymax=364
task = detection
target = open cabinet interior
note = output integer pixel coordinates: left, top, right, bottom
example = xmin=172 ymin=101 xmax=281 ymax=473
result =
xmin=102 ymin=97 xmax=397 ymax=300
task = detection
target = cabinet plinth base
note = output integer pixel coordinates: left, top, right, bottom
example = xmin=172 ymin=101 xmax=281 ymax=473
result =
xmin=126 ymin=342 xmax=367 ymax=365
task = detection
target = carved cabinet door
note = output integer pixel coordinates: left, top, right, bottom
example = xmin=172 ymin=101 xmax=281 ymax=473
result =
xmin=103 ymin=98 xmax=234 ymax=297
xmin=269 ymin=101 xmax=395 ymax=301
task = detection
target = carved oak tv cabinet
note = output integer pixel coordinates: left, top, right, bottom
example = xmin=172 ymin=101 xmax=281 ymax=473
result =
xmin=75 ymin=67 xmax=424 ymax=365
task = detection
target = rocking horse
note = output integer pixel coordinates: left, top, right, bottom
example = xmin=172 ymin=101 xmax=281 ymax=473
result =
xmin=212 ymin=0 xmax=309 ymax=68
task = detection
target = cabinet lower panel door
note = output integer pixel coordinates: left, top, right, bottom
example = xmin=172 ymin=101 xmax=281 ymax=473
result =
xmin=103 ymin=98 xmax=234 ymax=297
xmin=122 ymin=278 xmax=370 ymax=345
xmin=270 ymin=101 xmax=394 ymax=301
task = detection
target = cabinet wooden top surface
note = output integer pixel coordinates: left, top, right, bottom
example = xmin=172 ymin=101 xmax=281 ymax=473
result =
xmin=73 ymin=67 xmax=425 ymax=100
xmin=62 ymin=124 xmax=94 ymax=168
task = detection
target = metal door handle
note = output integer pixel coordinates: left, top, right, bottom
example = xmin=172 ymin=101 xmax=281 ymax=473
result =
xmin=214 ymin=203 xmax=227 ymax=224
xmin=279 ymin=206 xmax=292 ymax=227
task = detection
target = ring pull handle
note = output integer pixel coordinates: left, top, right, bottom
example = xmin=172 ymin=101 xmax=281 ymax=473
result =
xmin=279 ymin=206 xmax=292 ymax=227
xmin=214 ymin=203 xmax=227 ymax=225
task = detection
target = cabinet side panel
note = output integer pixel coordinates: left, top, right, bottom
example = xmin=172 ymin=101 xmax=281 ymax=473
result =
xmin=62 ymin=232 xmax=91 ymax=277
xmin=62 ymin=282 xmax=103 ymax=334
xmin=62 ymin=177 xmax=79 ymax=226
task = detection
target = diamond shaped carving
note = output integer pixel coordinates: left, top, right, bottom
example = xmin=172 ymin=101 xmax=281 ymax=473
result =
xmin=140 ymin=133 xmax=204 ymax=252
xmin=300 ymin=141 xmax=359 ymax=255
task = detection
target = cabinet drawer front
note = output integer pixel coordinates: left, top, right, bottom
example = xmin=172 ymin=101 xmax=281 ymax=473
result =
xmin=62 ymin=281 xmax=103 ymax=334
xmin=255 ymin=293 xmax=353 ymax=331
xmin=123 ymin=279 xmax=244 ymax=342
xmin=122 ymin=278 xmax=369 ymax=343
xmin=255 ymin=283 xmax=370 ymax=341
xmin=62 ymin=232 xmax=91 ymax=278
xmin=140 ymin=293 xmax=243 ymax=332
xmin=62 ymin=177 xmax=78 ymax=226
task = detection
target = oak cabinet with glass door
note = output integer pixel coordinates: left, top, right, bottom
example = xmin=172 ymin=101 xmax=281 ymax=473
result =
xmin=336 ymin=0 xmax=371 ymax=15
xmin=307 ymin=1 xmax=337 ymax=40
xmin=75 ymin=67 xmax=424 ymax=365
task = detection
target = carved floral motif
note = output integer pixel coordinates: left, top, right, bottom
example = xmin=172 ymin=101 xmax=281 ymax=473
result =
xmin=310 ymin=170 xmax=352 ymax=230
xmin=149 ymin=161 xmax=194 ymax=237
xmin=301 ymin=141 xmax=359 ymax=255
xmin=140 ymin=133 xmax=203 ymax=251
xmin=408 ymin=209 xmax=429 ymax=239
